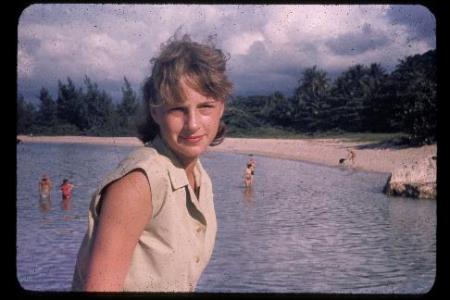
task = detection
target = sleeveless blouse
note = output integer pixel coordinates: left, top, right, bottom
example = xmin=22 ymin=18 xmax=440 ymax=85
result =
xmin=72 ymin=136 xmax=217 ymax=292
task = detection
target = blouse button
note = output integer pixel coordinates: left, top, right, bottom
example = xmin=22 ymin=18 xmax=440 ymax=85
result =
xmin=195 ymin=256 xmax=200 ymax=263
xmin=196 ymin=226 xmax=203 ymax=233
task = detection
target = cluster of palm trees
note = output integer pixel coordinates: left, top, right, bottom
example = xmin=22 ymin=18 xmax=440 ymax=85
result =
xmin=225 ymin=49 xmax=436 ymax=145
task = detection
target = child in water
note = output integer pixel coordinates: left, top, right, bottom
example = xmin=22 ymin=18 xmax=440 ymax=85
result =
xmin=243 ymin=163 xmax=253 ymax=188
xmin=60 ymin=178 xmax=74 ymax=200
xmin=248 ymin=156 xmax=256 ymax=175
xmin=39 ymin=174 xmax=52 ymax=212
xmin=39 ymin=174 xmax=52 ymax=200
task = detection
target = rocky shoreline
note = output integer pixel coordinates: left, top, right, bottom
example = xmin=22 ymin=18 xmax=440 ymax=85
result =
xmin=384 ymin=155 xmax=437 ymax=199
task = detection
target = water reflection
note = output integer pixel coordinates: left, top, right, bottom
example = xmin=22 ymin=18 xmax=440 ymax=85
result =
xmin=61 ymin=198 xmax=72 ymax=211
xmin=61 ymin=198 xmax=74 ymax=221
xmin=243 ymin=187 xmax=254 ymax=203
xmin=242 ymin=187 xmax=255 ymax=227
xmin=38 ymin=196 xmax=51 ymax=213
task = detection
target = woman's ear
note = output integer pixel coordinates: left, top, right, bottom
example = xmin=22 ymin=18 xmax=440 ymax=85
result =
xmin=150 ymin=106 xmax=161 ymax=124
xmin=218 ymin=100 xmax=225 ymax=118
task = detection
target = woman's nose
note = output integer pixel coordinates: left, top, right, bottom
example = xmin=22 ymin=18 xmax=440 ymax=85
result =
xmin=185 ymin=110 xmax=200 ymax=132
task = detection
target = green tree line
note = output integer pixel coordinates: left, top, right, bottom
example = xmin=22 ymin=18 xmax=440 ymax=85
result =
xmin=224 ymin=49 xmax=436 ymax=145
xmin=17 ymin=76 xmax=139 ymax=136
xmin=17 ymin=49 xmax=436 ymax=145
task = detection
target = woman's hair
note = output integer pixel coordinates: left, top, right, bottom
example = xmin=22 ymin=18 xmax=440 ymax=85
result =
xmin=137 ymin=34 xmax=233 ymax=145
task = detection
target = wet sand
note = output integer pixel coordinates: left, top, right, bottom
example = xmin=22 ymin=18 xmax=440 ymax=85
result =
xmin=17 ymin=135 xmax=437 ymax=174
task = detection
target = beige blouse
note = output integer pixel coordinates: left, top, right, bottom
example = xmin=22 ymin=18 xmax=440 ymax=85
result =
xmin=72 ymin=136 xmax=217 ymax=292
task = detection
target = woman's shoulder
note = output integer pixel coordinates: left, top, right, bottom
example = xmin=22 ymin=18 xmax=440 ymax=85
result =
xmin=119 ymin=145 xmax=166 ymax=169
xmin=127 ymin=145 xmax=159 ymax=159
xmin=99 ymin=146 xmax=167 ymax=189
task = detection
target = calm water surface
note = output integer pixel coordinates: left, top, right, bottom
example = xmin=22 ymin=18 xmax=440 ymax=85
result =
xmin=16 ymin=142 xmax=436 ymax=293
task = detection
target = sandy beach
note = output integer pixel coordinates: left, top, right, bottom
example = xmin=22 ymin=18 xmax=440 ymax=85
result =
xmin=17 ymin=135 xmax=436 ymax=174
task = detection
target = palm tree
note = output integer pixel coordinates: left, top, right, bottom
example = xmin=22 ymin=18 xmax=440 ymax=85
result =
xmin=294 ymin=66 xmax=330 ymax=132
xmin=360 ymin=63 xmax=390 ymax=131
xmin=390 ymin=50 xmax=437 ymax=144
xmin=330 ymin=64 xmax=387 ymax=132
xmin=36 ymin=87 xmax=57 ymax=129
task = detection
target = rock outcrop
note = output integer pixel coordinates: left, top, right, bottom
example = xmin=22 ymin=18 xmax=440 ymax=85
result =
xmin=384 ymin=156 xmax=437 ymax=199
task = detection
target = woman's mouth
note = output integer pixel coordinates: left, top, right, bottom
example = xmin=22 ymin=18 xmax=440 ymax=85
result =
xmin=180 ymin=135 xmax=204 ymax=143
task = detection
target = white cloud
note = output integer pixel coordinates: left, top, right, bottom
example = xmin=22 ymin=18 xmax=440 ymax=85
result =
xmin=224 ymin=32 xmax=265 ymax=56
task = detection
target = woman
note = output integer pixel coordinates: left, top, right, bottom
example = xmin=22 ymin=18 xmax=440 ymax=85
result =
xmin=72 ymin=34 xmax=233 ymax=292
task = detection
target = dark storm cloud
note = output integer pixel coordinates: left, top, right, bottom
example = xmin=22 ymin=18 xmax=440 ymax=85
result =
xmin=231 ymin=72 xmax=297 ymax=97
xmin=386 ymin=5 xmax=435 ymax=45
xmin=325 ymin=23 xmax=391 ymax=56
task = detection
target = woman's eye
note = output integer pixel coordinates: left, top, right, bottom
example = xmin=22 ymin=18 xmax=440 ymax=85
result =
xmin=198 ymin=107 xmax=213 ymax=114
xmin=168 ymin=107 xmax=184 ymax=113
xmin=200 ymin=104 xmax=215 ymax=110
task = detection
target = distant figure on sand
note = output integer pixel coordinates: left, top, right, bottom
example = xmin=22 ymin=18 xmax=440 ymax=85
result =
xmin=339 ymin=149 xmax=356 ymax=166
xmin=39 ymin=174 xmax=52 ymax=212
xmin=60 ymin=179 xmax=74 ymax=200
xmin=347 ymin=148 xmax=356 ymax=165
xmin=244 ymin=163 xmax=253 ymax=188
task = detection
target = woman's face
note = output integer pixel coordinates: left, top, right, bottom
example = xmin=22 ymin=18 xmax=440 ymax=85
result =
xmin=151 ymin=78 xmax=224 ymax=166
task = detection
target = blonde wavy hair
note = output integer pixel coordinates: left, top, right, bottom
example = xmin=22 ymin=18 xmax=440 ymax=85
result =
xmin=137 ymin=34 xmax=233 ymax=146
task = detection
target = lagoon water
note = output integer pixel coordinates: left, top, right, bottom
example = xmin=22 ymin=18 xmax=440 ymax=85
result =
xmin=16 ymin=142 xmax=436 ymax=293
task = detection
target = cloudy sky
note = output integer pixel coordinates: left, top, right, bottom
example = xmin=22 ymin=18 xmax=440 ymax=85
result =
xmin=17 ymin=4 xmax=435 ymax=103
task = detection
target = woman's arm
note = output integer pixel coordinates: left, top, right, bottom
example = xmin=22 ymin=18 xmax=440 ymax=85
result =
xmin=84 ymin=169 xmax=152 ymax=291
